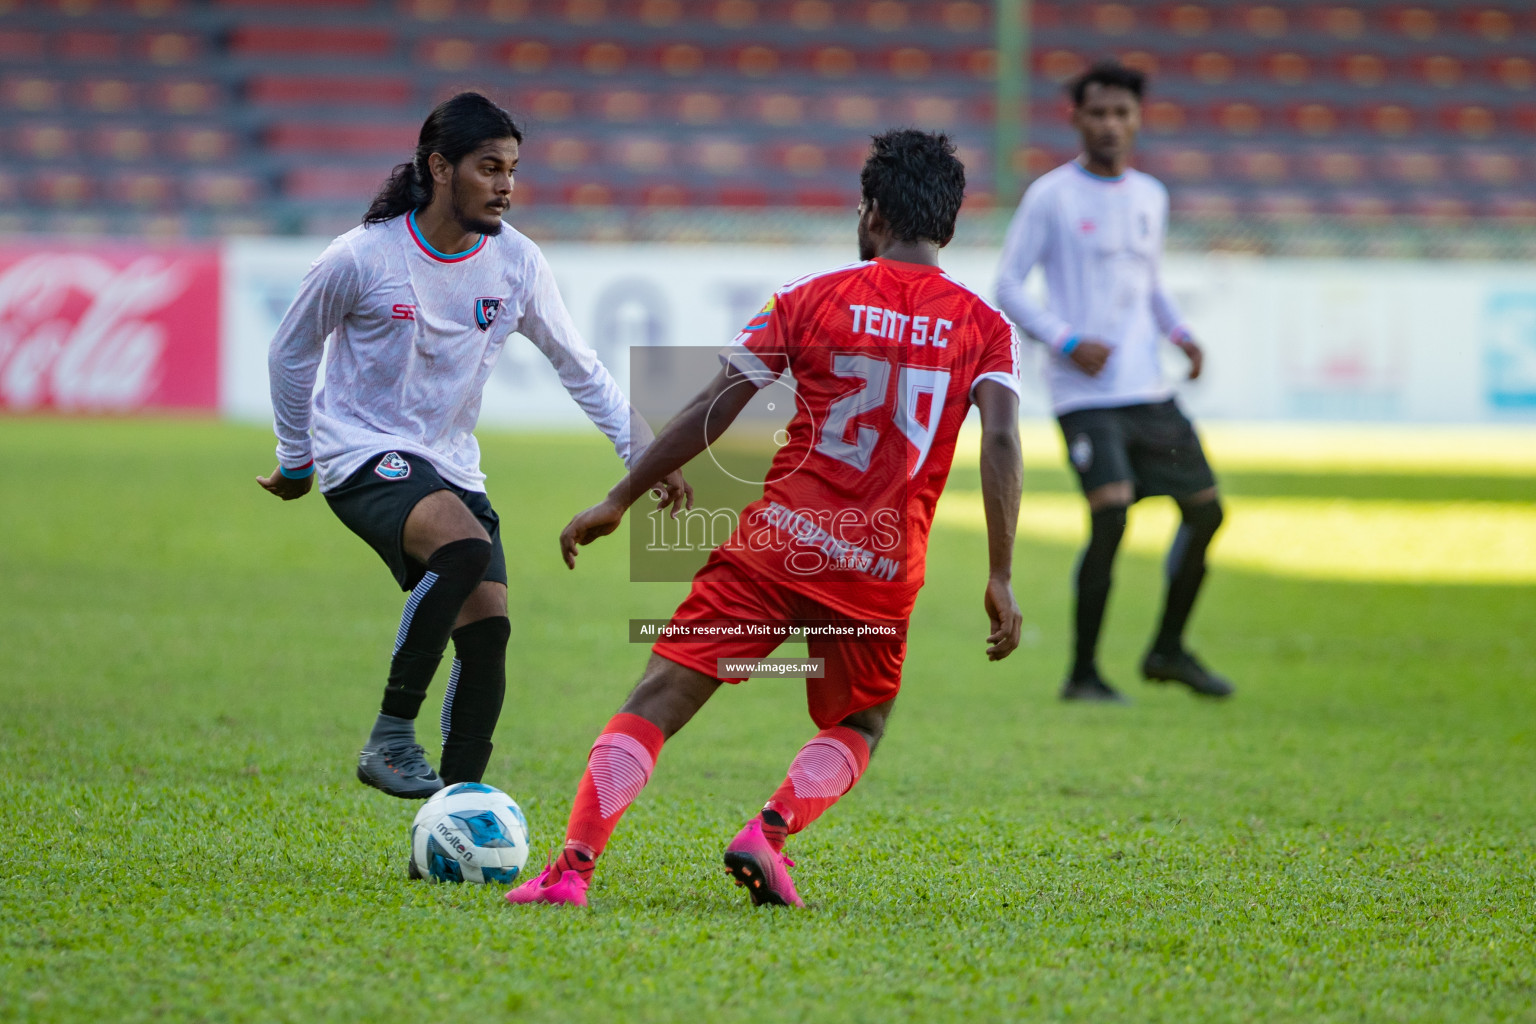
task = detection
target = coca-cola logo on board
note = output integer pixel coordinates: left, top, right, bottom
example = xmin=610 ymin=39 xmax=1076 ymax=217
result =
xmin=0 ymin=247 xmax=220 ymax=412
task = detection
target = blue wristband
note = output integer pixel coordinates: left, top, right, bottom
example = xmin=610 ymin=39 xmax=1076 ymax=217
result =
xmin=279 ymin=461 xmax=315 ymax=480
xmin=1060 ymin=335 xmax=1080 ymax=356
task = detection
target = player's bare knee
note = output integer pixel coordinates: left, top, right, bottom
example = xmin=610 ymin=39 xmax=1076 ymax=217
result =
xmin=1087 ymin=481 xmax=1133 ymax=512
xmin=620 ymin=656 xmax=719 ymax=738
xmin=838 ymin=700 xmax=895 ymax=753
xmin=456 ymin=582 xmax=507 ymax=629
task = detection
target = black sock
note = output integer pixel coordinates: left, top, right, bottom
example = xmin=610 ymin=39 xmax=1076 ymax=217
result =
xmin=379 ymin=538 xmax=493 ymax=721
xmin=1154 ymin=500 xmax=1224 ymax=656
xmin=1072 ymin=505 xmax=1127 ymax=681
xmin=438 ymin=616 xmax=510 ymax=784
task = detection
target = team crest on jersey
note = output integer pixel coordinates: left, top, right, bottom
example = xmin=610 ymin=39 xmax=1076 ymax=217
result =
xmin=375 ymin=452 xmax=411 ymax=480
xmin=1069 ymin=434 xmax=1094 ymax=472
xmin=475 ymin=297 xmax=503 ymax=332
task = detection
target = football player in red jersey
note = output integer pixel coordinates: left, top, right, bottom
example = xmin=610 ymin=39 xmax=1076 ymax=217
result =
xmin=507 ymin=130 xmax=1025 ymax=908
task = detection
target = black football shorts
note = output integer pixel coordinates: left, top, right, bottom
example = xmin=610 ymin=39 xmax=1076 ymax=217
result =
xmin=324 ymin=451 xmax=508 ymax=592
xmin=1056 ymin=399 xmax=1217 ymax=500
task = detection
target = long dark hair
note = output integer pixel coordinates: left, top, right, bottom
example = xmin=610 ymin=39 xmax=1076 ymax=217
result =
xmin=363 ymin=92 xmax=523 ymax=225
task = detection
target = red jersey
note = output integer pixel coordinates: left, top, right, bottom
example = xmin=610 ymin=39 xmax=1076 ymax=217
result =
xmin=714 ymin=256 xmax=1020 ymax=621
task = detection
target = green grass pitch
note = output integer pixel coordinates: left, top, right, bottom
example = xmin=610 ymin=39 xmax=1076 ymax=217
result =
xmin=2 ymin=418 xmax=1532 ymax=1023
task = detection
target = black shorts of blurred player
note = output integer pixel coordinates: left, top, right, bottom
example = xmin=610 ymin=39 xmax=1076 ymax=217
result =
xmin=1056 ymin=399 xmax=1233 ymax=700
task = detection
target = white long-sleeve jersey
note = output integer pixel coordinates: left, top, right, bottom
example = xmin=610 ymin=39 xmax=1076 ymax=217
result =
xmin=268 ymin=214 xmax=640 ymax=493
xmin=995 ymin=161 xmax=1189 ymax=415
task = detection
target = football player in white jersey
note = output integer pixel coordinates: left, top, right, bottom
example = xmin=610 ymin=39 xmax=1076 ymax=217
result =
xmin=258 ymin=93 xmax=690 ymax=798
xmin=996 ymin=61 xmax=1233 ymax=703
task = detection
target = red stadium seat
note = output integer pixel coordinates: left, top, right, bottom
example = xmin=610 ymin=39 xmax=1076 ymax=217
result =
xmin=539 ymin=136 xmax=592 ymax=171
xmin=1036 ymin=48 xmax=1088 ymax=83
xmin=1029 ymin=2 xmax=1065 ymax=29
xmin=937 ymin=1 xmax=988 ymax=34
xmin=1514 ymin=105 xmax=1536 ymax=135
xmin=794 ymin=187 xmax=853 ymax=210
xmin=19 ymin=123 xmax=74 ymax=160
xmin=168 ymin=127 xmax=235 ymax=162
xmin=787 ymin=0 xmax=837 ymax=31
xmin=690 ymin=137 xmax=752 ymax=175
xmin=594 ymin=88 xmax=651 ymax=123
xmin=561 ymin=0 xmax=606 ymax=27
xmin=219 ymin=0 xmax=369 ymax=7
xmin=31 ymin=171 xmax=92 ymax=207
xmin=885 ymin=46 xmax=933 ymax=80
xmin=516 ymin=87 xmax=575 ymax=122
xmin=186 ymin=171 xmax=262 ymax=207
xmin=417 ymin=38 xmax=479 ymax=71
xmin=1233 ymin=3 xmax=1290 ymax=38
xmin=863 ymin=0 xmax=911 ymax=32
xmin=1211 ymin=100 xmax=1266 ymax=136
xmin=640 ymin=183 xmax=695 ymax=208
xmin=1364 ymin=103 xmax=1417 ymax=138
xmin=715 ymin=0 xmax=761 ymax=30
xmin=1170 ymin=189 xmax=1238 ymax=219
xmin=1410 ymin=196 xmax=1471 ymax=221
xmin=1486 ymin=195 xmax=1536 ymax=221
xmin=899 ymin=94 xmax=962 ymax=128
xmin=1145 ymin=146 xmax=1215 ymax=181
xmin=1286 ymin=102 xmax=1343 ymax=137
xmin=669 ymin=90 xmax=728 ymax=125
xmin=732 ymin=43 xmax=782 ymax=78
xmin=1460 ymin=7 xmax=1517 ymax=43
xmin=1413 ymin=55 xmax=1465 ymax=90
xmin=1379 ymin=148 xmax=1445 ymax=185
xmin=747 ymin=91 xmax=807 ymax=126
xmin=654 ymin=42 xmax=706 ymax=77
xmin=1309 ymin=5 xmax=1367 ymax=41
xmin=960 ymin=47 xmax=998 ymax=80
xmin=565 ymin=182 xmax=616 ymax=207
xmin=1332 ymin=193 xmax=1394 ymax=221
xmin=267 ymin=121 xmax=418 ymax=154
xmin=1488 ymin=55 xmax=1534 ymax=91
xmin=284 ymin=166 xmax=390 ymax=200
xmin=248 ymin=75 xmax=415 ymax=108
xmin=610 ymin=136 xmax=670 ymax=173
xmin=1161 ymin=4 xmax=1214 ymax=38
xmin=823 ymin=92 xmax=885 ymax=129
xmin=0 ymin=30 xmax=46 ymax=63
xmin=774 ymin=142 xmax=829 ymax=176
xmin=3 ymin=76 xmax=63 ymax=112
xmin=1227 ymin=149 xmax=1290 ymax=184
xmin=116 ymin=171 xmax=177 ymax=208
xmin=95 ymin=125 xmax=155 ymax=161
xmin=715 ymin=185 xmax=770 ymax=208
xmin=1086 ymin=2 xmax=1138 ymax=36
xmin=1181 ymin=50 xmax=1241 ymax=86
xmin=1335 ymin=52 xmax=1392 ymax=89
xmin=1439 ymin=104 xmax=1498 ymax=140
xmin=150 ymin=79 xmax=221 ymax=115
xmin=77 ymin=78 xmax=139 ymax=113
xmin=1252 ymin=192 xmax=1318 ymax=221
xmin=1385 ymin=5 xmax=1439 ymax=41
xmin=1302 ymin=148 xmax=1368 ymax=185
xmin=228 ymin=26 xmax=394 ymax=59
xmin=1458 ymin=149 xmax=1521 ymax=187
xmin=57 ymin=30 xmax=122 ymax=62
xmin=137 ymin=31 xmax=202 ymax=66
xmin=807 ymin=45 xmax=861 ymax=79
xmin=493 ymin=39 xmax=556 ymax=74
xmin=1263 ymin=51 xmax=1312 ymax=87
xmin=1142 ymin=98 xmax=1188 ymax=135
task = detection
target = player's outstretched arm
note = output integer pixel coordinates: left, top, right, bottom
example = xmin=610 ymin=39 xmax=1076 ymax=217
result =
xmin=559 ymin=363 xmax=758 ymax=569
xmin=975 ymin=379 xmax=1024 ymax=660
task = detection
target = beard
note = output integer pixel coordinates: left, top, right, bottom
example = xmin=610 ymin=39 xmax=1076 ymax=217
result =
xmin=450 ymin=172 xmax=506 ymax=236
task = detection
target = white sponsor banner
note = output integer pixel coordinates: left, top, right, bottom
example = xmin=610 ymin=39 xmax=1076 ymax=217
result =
xmin=222 ymin=238 xmax=1536 ymax=426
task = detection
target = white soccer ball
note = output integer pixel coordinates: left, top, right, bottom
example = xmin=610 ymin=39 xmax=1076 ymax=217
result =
xmin=409 ymin=782 xmax=530 ymax=885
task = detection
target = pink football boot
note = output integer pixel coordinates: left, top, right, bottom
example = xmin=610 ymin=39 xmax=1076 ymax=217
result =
xmin=505 ymin=864 xmax=589 ymax=907
xmin=723 ymin=817 xmax=804 ymax=907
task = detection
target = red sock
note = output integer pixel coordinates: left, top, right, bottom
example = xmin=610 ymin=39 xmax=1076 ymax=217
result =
xmin=762 ymin=726 xmax=871 ymax=845
xmin=563 ymin=712 xmax=665 ymax=861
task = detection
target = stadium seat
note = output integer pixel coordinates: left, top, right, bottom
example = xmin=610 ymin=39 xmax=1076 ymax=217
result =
xmin=1145 ymin=146 xmax=1215 ymax=181
xmin=1387 ymin=5 xmax=1439 ymax=41
xmin=1332 ymin=193 xmax=1394 ymax=221
xmin=77 ymin=78 xmax=138 ymax=113
xmin=689 ymin=137 xmax=751 ymax=175
xmin=96 ymin=125 xmax=155 ymax=161
xmin=1364 ymin=103 xmax=1416 ymax=138
xmin=1162 ymin=4 xmax=1213 ymax=38
xmin=1380 ymin=149 xmax=1445 ymax=185
xmin=540 ymin=136 xmax=592 ymax=171
xmin=1410 ymin=196 xmax=1471 ymax=221
xmin=519 ymin=88 xmax=576 ymax=122
xmin=496 ymin=39 xmax=553 ymax=74
xmin=1036 ymin=48 xmax=1088 ymax=83
xmin=1311 ymin=5 xmax=1367 ymax=41
xmin=1170 ymin=189 xmax=1238 ymax=219
xmin=774 ymin=141 xmax=828 ymax=176
xmin=792 ymin=186 xmax=851 ymax=210
xmin=863 ymin=0 xmax=910 ymax=32
xmin=715 ymin=185 xmax=770 ymax=208
xmin=284 ymin=166 xmax=390 ymax=201
xmin=1412 ymin=55 xmax=1465 ymax=89
xmin=1488 ymin=55 xmax=1533 ymax=90
xmin=733 ymin=43 xmax=781 ymax=78
xmin=748 ymin=91 xmax=807 ymax=127
xmin=885 ymin=46 xmax=933 ymax=80
xmin=228 ymin=26 xmax=395 ymax=59
xmin=138 ymin=31 xmax=201 ymax=66
xmin=565 ymin=181 xmax=615 ymax=207
xmin=168 ymin=127 xmax=235 ymax=162
xmin=418 ymin=38 xmax=479 ymax=72
xmin=150 ymin=80 xmax=220 ymax=115
xmin=898 ymin=94 xmax=961 ymax=128
xmin=1212 ymin=101 xmax=1266 ymax=136
xmin=937 ymin=1 xmax=987 ymax=34
xmin=117 ymin=171 xmax=177 ymax=208
xmin=1513 ymin=104 xmax=1536 ymax=135
xmin=1303 ymin=148 xmax=1368 ymax=184
xmin=1287 ymin=102 xmax=1342 ymax=137
xmin=1441 ymin=104 xmax=1497 ymax=140
xmin=1486 ymin=195 xmax=1536 ymax=221
xmin=57 ymin=30 xmax=123 ymax=62
xmin=0 ymin=30 xmax=47 ymax=64
xmin=1087 ymin=2 xmax=1138 ymax=36
xmin=562 ymin=0 xmax=606 ymax=27
xmin=1143 ymin=98 xmax=1188 ymax=135
xmin=186 ymin=170 xmax=263 ymax=207
xmin=3 ymin=76 xmax=62 ymax=112
xmin=806 ymin=45 xmax=860 ymax=79
xmin=1252 ymin=192 xmax=1318 ymax=220
xmin=640 ymin=183 xmax=695 ymax=208
xmin=31 ymin=171 xmax=91 ymax=207
xmin=594 ymin=89 xmax=650 ymax=122
xmin=1183 ymin=50 xmax=1239 ymax=86
xmin=1228 ymin=148 xmax=1290 ymax=184
xmin=1458 ymin=149 xmax=1520 ymax=187
xmin=1263 ymin=51 xmax=1312 ymax=87
xmin=247 ymin=75 xmax=415 ymax=108
xmin=266 ymin=122 xmax=418 ymax=154
xmin=788 ymin=0 xmax=836 ymax=31
xmin=19 ymin=123 xmax=74 ymax=161
xmin=1336 ymin=52 xmax=1391 ymax=88
xmin=670 ymin=90 xmax=727 ymax=125
xmin=218 ymin=0 xmax=369 ymax=8
xmin=655 ymin=42 xmax=706 ymax=77
xmin=1461 ymin=8 xmax=1517 ymax=43
xmin=611 ymin=136 xmax=670 ymax=173
xmin=582 ymin=41 xmax=629 ymax=75
xmin=961 ymin=47 xmax=997 ymax=80
xmin=1235 ymin=3 xmax=1289 ymax=38
xmin=1116 ymin=49 xmax=1161 ymax=77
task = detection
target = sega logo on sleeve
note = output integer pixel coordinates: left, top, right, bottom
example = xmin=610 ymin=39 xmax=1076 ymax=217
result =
xmin=375 ymin=452 xmax=411 ymax=480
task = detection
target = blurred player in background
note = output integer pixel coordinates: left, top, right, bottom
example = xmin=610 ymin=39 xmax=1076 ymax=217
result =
xmin=507 ymin=129 xmax=1025 ymax=908
xmin=996 ymin=60 xmax=1233 ymax=703
xmin=259 ymin=92 xmax=689 ymax=798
